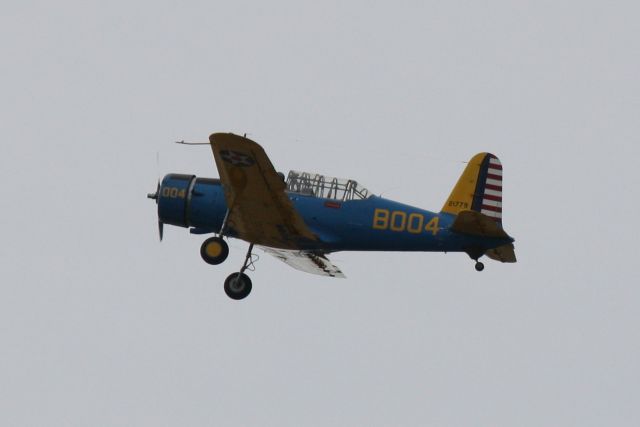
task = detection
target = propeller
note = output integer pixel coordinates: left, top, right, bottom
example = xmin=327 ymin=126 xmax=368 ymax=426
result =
xmin=147 ymin=175 xmax=164 ymax=241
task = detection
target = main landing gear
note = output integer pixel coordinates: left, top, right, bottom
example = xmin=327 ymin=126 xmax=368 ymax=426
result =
xmin=198 ymin=209 xmax=256 ymax=300
xmin=200 ymin=207 xmax=231 ymax=265
xmin=224 ymin=243 xmax=255 ymax=300
xmin=199 ymin=236 xmax=257 ymax=300
xmin=200 ymin=236 xmax=229 ymax=265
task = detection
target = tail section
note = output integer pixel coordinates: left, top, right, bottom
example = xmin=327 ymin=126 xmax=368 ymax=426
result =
xmin=441 ymin=153 xmax=504 ymax=223
xmin=444 ymin=153 xmax=517 ymax=264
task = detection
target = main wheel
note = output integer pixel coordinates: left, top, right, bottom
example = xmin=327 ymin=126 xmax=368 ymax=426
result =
xmin=475 ymin=261 xmax=485 ymax=272
xmin=200 ymin=237 xmax=229 ymax=265
xmin=224 ymin=272 xmax=252 ymax=300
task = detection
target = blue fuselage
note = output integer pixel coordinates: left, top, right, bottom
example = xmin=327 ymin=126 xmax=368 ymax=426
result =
xmin=157 ymin=173 xmax=511 ymax=254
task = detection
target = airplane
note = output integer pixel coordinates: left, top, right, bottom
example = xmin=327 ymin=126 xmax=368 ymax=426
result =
xmin=148 ymin=133 xmax=516 ymax=300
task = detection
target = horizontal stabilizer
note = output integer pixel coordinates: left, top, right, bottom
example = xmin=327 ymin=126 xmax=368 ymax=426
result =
xmin=485 ymin=243 xmax=517 ymax=263
xmin=450 ymin=210 xmax=510 ymax=238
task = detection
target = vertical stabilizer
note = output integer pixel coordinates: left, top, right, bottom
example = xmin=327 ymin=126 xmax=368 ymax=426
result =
xmin=441 ymin=153 xmax=504 ymax=223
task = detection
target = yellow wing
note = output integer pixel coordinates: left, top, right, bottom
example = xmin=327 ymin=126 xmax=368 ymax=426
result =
xmin=209 ymin=133 xmax=317 ymax=249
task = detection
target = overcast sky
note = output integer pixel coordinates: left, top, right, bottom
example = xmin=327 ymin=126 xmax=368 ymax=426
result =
xmin=2 ymin=1 xmax=639 ymax=426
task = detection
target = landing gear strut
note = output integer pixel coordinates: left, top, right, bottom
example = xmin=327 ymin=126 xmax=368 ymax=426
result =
xmin=224 ymin=243 xmax=255 ymax=300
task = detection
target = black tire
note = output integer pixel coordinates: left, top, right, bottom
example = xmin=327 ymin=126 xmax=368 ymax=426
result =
xmin=475 ymin=261 xmax=485 ymax=272
xmin=200 ymin=237 xmax=229 ymax=265
xmin=224 ymin=273 xmax=252 ymax=300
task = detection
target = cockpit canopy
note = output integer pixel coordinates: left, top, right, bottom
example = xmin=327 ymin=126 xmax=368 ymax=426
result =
xmin=286 ymin=170 xmax=372 ymax=201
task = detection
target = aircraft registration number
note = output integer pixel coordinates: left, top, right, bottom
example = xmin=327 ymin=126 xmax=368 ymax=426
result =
xmin=448 ymin=200 xmax=469 ymax=209
xmin=161 ymin=187 xmax=186 ymax=199
xmin=372 ymin=208 xmax=440 ymax=235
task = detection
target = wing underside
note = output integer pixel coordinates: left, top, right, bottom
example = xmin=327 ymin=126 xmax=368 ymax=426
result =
xmin=260 ymin=246 xmax=346 ymax=278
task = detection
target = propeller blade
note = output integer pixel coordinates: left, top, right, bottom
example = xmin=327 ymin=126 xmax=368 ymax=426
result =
xmin=152 ymin=153 xmax=163 ymax=241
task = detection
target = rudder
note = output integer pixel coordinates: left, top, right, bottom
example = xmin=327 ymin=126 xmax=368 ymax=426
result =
xmin=441 ymin=153 xmax=504 ymax=223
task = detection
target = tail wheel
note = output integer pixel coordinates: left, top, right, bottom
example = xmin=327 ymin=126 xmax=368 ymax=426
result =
xmin=475 ymin=261 xmax=485 ymax=272
xmin=224 ymin=272 xmax=252 ymax=300
xmin=200 ymin=237 xmax=229 ymax=265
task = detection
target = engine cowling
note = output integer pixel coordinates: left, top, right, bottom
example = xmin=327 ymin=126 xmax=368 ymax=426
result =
xmin=155 ymin=173 xmax=226 ymax=231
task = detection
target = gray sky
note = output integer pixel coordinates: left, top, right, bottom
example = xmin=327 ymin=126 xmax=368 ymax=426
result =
xmin=2 ymin=1 xmax=639 ymax=425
